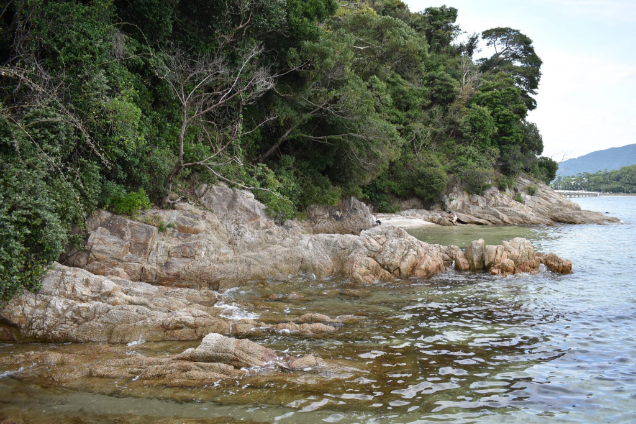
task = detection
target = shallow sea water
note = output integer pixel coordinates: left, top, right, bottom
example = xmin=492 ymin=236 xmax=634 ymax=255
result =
xmin=1 ymin=197 xmax=635 ymax=423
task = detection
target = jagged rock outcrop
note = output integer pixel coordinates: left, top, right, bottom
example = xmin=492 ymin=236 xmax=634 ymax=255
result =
xmin=62 ymin=186 xmax=451 ymax=289
xmin=303 ymin=197 xmax=375 ymax=234
xmin=444 ymin=176 xmax=619 ymax=226
xmin=390 ymin=176 xmax=619 ymax=226
xmin=0 ymin=263 xmax=230 ymax=343
xmin=445 ymin=237 xmax=569 ymax=277
xmin=540 ymin=253 xmax=573 ymax=274
xmin=0 ymin=263 xmax=359 ymax=343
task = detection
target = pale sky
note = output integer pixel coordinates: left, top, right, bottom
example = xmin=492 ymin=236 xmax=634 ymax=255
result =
xmin=403 ymin=0 xmax=636 ymax=160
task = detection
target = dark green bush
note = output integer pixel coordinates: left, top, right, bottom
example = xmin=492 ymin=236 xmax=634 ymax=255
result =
xmin=526 ymin=185 xmax=537 ymax=196
xmin=0 ymin=162 xmax=87 ymax=300
xmin=461 ymin=165 xmax=494 ymax=195
xmin=514 ymin=192 xmax=524 ymax=203
xmin=497 ymin=175 xmax=515 ymax=191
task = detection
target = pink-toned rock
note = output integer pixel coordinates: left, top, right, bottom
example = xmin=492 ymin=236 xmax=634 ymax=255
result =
xmin=542 ymin=253 xmax=573 ymax=274
xmin=454 ymin=251 xmax=471 ymax=272
xmin=0 ymin=263 xmax=228 ymax=343
xmin=176 ymin=333 xmax=277 ymax=368
xmin=285 ymin=355 xmax=326 ymax=370
xmin=490 ymin=258 xmax=516 ymax=276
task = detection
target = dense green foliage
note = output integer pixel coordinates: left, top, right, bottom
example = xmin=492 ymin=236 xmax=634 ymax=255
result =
xmin=552 ymin=165 xmax=636 ymax=193
xmin=1 ymin=0 xmax=555 ymax=297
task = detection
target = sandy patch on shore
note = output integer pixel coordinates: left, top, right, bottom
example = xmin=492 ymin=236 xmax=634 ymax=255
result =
xmin=375 ymin=216 xmax=438 ymax=229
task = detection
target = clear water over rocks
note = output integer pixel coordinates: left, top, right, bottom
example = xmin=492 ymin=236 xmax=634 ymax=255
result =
xmin=1 ymin=197 xmax=635 ymax=423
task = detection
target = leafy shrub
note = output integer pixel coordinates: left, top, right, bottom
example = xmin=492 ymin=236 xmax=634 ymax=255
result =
xmin=526 ymin=185 xmax=537 ymax=196
xmin=497 ymin=175 xmax=515 ymax=191
xmin=0 ymin=161 xmax=90 ymax=300
xmin=514 ymin=192 xmax=524 ymax=203
xmin=157 ymin=221 xmax=167 ymax=232
xmin=105 ymin=188 xmax=153 ymax=216
xmin=461 ymin=165 xmax=493 ymax=195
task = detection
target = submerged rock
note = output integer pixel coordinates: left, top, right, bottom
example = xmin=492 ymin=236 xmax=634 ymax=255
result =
xmin=0 ymin=332 xmax=332 ymax=393
xmin=176 ymin=333 xmax=278 ymax=368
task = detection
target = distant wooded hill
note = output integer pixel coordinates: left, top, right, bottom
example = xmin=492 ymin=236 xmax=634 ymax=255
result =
xmin=558 ymin=144 xmax=636 ymax=177
xmin=552 ymin=164 xmax=636 ymax=193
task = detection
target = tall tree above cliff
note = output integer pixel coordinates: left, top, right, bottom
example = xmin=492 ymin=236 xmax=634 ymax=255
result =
xmin=479 ymin=27 xmax=542 ymax=110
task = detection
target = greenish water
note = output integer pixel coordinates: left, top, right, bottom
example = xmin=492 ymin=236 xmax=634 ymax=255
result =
xmin=1 ymin=197 xmax=635 ymax=423
xmin=406 ymin=225 xmax=541 ymax=248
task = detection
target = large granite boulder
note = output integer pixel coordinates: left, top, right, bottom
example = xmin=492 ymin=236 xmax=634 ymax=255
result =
xmin=0 ymin=263 xmax=229 ymax=343
xmin=62 ymin=190 xmax=450 ymax=289
xmin=303 ymin=197 xmax=375 ymax=235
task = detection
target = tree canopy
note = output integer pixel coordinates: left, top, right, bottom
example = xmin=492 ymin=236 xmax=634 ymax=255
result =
xmin=0 ymin=0 xmax=554 ymax=298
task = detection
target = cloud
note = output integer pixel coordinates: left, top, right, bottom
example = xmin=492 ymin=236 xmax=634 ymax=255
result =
xmin=531 ymin=49 xmax=636 ymax=158
xmin=541 ymin=0 xmax=636 ymax=22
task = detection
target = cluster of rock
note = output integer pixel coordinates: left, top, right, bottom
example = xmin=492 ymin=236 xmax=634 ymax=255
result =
xmin=0 ymin=263 xmax=349 ymax=344
xmin=388 ymin=176 xmax=619 ymax=226
xmin=0 ymin=332 xmax=329 ymax=392
xmin=60 ymin=186 xmax=449 ymax=290
xmin=0 ymin=181 xmax=581 ymax=391
xmin=445 ymin=238 xmax=572 ymax=276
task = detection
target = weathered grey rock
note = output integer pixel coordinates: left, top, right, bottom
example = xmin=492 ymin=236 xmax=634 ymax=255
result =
xmin=385 ymin=175 xmax=620 ymax=226
xmin=442 ymin=176 xmax=620 ymax=226
xmin=176 ymin=333 xmax=278 ymax=368
xmin=465 ymin=239 xmax=486 ymax=271
xmin=304 ymin=197 xmax=375 ymax=235
xmin=0 ymin=263 xmax=229 ymax=343
xmin=63 ymin=194 xmax=450 ymax=289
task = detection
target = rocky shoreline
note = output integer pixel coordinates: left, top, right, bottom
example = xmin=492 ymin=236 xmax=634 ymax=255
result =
xmin=379 ymin=176 xmax=620 ymax=227
xmin=0 ymin=179 xmax=593 ymax=394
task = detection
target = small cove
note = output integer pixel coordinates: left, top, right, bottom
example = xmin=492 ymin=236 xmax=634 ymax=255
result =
xmin=1 ymin=197 xmax=635 ymax=423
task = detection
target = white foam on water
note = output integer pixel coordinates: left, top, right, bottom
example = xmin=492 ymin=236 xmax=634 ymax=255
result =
xmin=322 ymin=413 xmax=344 ymax=422
xmin=214 ymin=302 xmax=260 ymax=320
xmin=127 ymin=338 xmax=145 ymax=347
xmin=274 ymin=411 xmax=295 ymax=422
xmin=0 ymin=367 xmax=22 ymax=378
